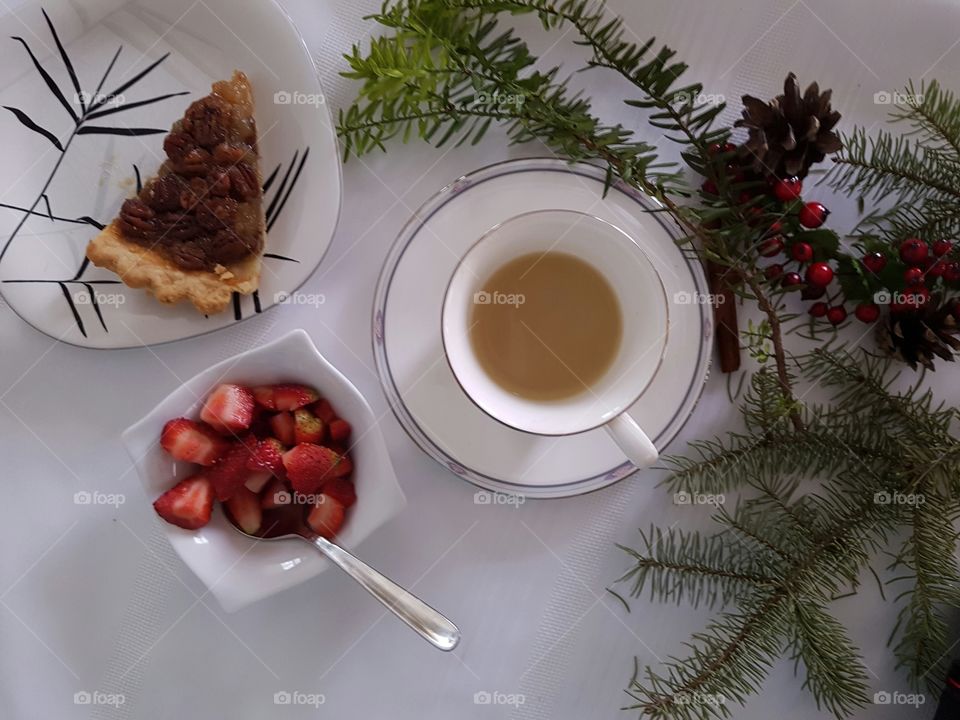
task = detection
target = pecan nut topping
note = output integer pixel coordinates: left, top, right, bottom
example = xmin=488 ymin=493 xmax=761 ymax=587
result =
xmin=212 ymin=142 xmax=246 ymax=165
xmin=121 ymin=82 xmax=262 ymax=272
xmin=228 ymin=163 xmax=259 ymax=201
xmin=144 ymin=175 xmax=183 ymax=213
xmin=118 ymin=199 xmax=157 ymax=239
xmin=163 ymin=131 xmax=195 ymax=163
xmin=174 ymin=147 xmax=212 ymax=176
xmin=196 ymin=197 xmax=239 ymax=232
xmin=182 ymin=96 xmax=230 ymax=148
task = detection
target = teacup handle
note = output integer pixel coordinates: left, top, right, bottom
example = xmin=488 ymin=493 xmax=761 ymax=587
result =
xmin=604 ymin=413 xmax=658 ymax=468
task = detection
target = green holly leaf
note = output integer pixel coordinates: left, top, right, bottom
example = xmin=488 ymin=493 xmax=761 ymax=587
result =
xmin=794 ymin=229 xmax=840 ymax=261
xmin=836 ymin=256 xmax=874 ymax=303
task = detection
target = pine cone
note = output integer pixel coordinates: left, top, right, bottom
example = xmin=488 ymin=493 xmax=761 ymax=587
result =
xmin=735 ymin=73 xmax=842 ymax=179
xmin=876 ymin=298 xmax=960 ymax=370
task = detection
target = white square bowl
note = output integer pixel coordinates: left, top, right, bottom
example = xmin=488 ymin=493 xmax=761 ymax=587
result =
xmin=122 ymin=329 xmax=407 ymax=612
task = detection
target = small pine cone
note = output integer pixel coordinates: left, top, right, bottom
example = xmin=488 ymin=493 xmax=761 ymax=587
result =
xmin=735 ymin=72 xmax=842 ymax=178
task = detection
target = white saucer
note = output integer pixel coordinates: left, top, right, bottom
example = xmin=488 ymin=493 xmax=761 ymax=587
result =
xmin=373 ymin=158 xmax=712 ymax=498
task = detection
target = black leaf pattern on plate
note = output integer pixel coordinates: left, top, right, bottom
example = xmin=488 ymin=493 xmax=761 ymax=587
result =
xmin=84 ymin=91 xmax=189 ymax=121
xmin=2 ymin=105 xmax=63 ymax=150
xmin=10 ymin=35 xmax=78 ymax=122
xmin=77 ymin=126 xmax=168 ymax=137
xmin=41 ymin=9 xmax=84 ymax=113
xmin=0 ymin=16 xmax=182 ymax=266
xmin=0 ymin=11 xmax=185 ymax=336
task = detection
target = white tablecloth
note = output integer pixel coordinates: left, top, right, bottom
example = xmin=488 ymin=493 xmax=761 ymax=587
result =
xmin=2 ymin=0 xmax=957 ymax=718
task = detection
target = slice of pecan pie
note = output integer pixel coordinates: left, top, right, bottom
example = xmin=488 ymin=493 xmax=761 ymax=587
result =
xmin=87 ymin=71 xmax=266 ymax=315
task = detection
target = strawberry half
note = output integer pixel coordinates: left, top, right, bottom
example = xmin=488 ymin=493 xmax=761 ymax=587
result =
xmin=282 ymin=444 xmax=345 ymax=494
xmin=312 ymin=398 xmax=336 ymax=423
xmin=293 ymin=408 xmax=325 ymax=444
xmin=225 ymin=486 xmax=263 ymax=535
xmin=160 ymin=418 xmax=228 ymax=466
xmin=252 ymin=384 xmax=319 ymax=412
xmin=322 ymin=477 xmax=356 ymax=508
xmin=206 ymin=436 xmax=257 ymax=501
xmin=246 ymin=438 xmax=285 ymax=474
xmin=200 ymin=384 xmax=255 ymax=434
xmin=260 ymin=477 xmax=292 ymax=509
xmin=328 ymin=418 xmax=351 ymax=444
xmin=306 ymin=494 xmax=345 ymax=539
xmin=153 ymin=475 xmax=214 ymax=530
xmin=269 ymin=412 xmax=296 ymax=446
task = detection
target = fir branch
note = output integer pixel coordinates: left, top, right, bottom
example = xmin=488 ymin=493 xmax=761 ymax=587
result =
xmin=618 ymin=527 xmax=780 ymax=610
xmin=787 ymin=599 xmax=871 ymax=716
xmin=826 ymin=79 xmax=960 ymax=241
xmin=622 ymin=494 xmax=891 ymax=718
xmin=887 ymin=494 xmax=960 ymax=690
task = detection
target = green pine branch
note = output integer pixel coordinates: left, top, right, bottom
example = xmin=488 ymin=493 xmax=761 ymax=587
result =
xmin=629 ymin=349 xmax=960 ymax=716
xmin=825 ymin=79 xmax=960 ymax=241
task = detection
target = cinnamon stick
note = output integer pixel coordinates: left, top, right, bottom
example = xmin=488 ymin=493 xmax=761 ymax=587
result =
xmin=706 ymin=260 xmax=741 ymax=372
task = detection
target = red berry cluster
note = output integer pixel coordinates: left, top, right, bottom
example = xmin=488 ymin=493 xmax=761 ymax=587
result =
xmin=699 ymin=144 xmax=960 ymax=333
xmin=751 ymin=176 xmax=850 ymax=325
xmin=859 ymin=238 xmax=957 ymax=314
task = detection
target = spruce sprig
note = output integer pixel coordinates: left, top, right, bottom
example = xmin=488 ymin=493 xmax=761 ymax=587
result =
xmin=634 ymin=349 xmax=960 ymax=716
xmin=826 ymin=80 xmax=960 ymax=241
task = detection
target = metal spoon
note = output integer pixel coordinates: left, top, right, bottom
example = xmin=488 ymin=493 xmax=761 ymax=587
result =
xmin=226 ymin=503 xmax=460 ymax=651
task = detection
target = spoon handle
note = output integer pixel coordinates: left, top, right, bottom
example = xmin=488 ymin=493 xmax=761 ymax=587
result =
xmin=310 ymin=535 xmax=461 ymax=651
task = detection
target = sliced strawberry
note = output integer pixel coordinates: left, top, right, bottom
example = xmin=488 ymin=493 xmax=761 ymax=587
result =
xmin=328 ymin=418 xmax=352 ymax=443
xmin=329 ymin=451 xmax=352 ymax=478
xmin=322 ymin=476 xmax=356 ymax=508
xmin=312 ymin=398 xmax=336 ymax=423
xmin=246 ymin=437 xmax=285 ymax=474
xmin=160 ymin=418 xmax=228 ymax=466
xmin=252 ymin=386 xmax=278 ymax=410
xmin=153 ymin=475 xmax=214 ymax=530
xmin=274 ymin=384 xmax=320 ymax=411
xmin=260 ymin=477 xmax=292 ymax=509
xmin=206 ymin=436 xmax=257 ymax=501
xmin=306 ymin=494 xmax=345 ymax=539
xmin=252 ymin=384 xmax=319 ymax=412
xmin=244 ymin=471 xmax=272 ymax=493
xmin=200 ymin=384 xmax=255 ymax=434
xmin=293 ymin=408 xmax=325 ymax=444
xmin=269 ymin=412 xmax=295 ymax=446
xmin=282 ymin=444 xmax=344 ymax=493
xmin=225 ymin=486 xmax=262 ymax=535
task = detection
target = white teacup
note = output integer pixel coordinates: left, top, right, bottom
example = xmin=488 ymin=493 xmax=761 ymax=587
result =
xmin=441 ymin=209 xmax=669 ymax=469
